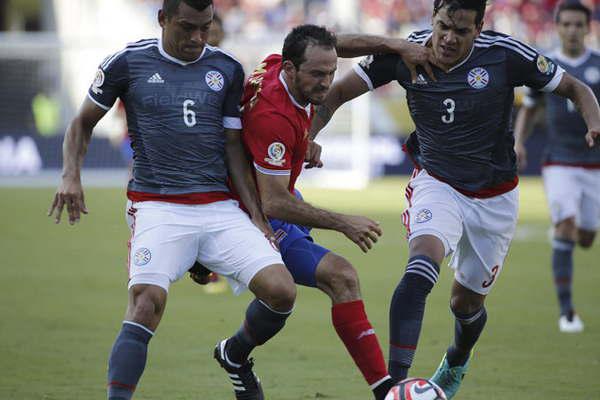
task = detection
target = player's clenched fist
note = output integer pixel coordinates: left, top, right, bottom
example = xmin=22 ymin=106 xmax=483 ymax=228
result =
xmin=338 ymin=215 xmax=383 ymax=253
xmin=48 ymin=177 xmax=88 ymax=225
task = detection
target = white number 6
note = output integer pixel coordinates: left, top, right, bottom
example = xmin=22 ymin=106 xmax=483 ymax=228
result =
xmin=183 ymin=99 xmax=197 ymax=127
xmin=442 ymin=98 xmax=455 ymax=124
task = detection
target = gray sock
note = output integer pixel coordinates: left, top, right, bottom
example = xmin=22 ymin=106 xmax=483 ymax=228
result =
xmin=552 ymin=238 xmax=575 ymax=317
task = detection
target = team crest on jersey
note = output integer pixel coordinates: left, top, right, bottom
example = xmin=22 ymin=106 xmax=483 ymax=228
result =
xmin=584 ymin=66 xmax=600 ymax=84
xmin=467 ymin=67 xmax=489 ymax=89
xmin=536 ymin=55 xmax=555 ymax=75
xmin=359 ymin=55 xmax=374 ymax=69
xmin=134 ymin=247 xmax=152 ymax=266
xmin=91 ymin=69 xmax=105 ymax=95
xmin=205 ymin=70 xmax=224 ymax=91
xmin=415 ymin=209 xmax=432 ymax=223
xmin=265 ymin=142 xmax=286 ymax=166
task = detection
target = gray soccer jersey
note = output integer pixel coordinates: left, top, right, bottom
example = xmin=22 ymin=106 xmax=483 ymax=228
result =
xmin=88 ymin=38 xmax=244 ymax=199
xmin=355 ymin=30 xmax=564 ymax=196
xmin=524 ymin=49 xmax=600 ymax=166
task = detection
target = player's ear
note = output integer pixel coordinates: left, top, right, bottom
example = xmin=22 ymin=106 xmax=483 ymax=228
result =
xmin=282 ymin=60 xmax=298 ymax=77
xmin=158 ymin=9 xmax=167 ymax=28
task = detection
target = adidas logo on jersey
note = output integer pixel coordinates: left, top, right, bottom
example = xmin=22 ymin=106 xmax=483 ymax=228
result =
xmin=147 ymin=73 xmax=164 ymax=83
xmin=416 ymin=74 xmax=428 ymax=85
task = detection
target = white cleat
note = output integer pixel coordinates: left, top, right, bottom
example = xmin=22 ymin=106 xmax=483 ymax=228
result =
xmin=559 ymin=314 xmax=584 ymax=333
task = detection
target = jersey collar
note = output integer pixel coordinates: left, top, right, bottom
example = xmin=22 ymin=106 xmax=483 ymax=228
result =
xmin=158 ymin=38 xmax=207 ymax=66
xmin=279 ymin=71 xmax=311 ymax=117
xmin=555 ymin=48 xmax=591 ymax=68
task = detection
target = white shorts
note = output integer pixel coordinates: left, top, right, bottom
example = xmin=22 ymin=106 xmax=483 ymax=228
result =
xmin=542 ymin=165 xmax=600 ymax=231
xmin=402 ymin=170 xmax=518 ymax=295
xmin=125 ymin=199 xmax=283 ymax=294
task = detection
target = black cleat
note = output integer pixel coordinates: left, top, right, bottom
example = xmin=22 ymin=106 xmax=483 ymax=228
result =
xmin=214 ymin=339 xmax=265 ymax=400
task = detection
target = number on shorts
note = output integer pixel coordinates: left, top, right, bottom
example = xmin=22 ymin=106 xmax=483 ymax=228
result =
xmin=442 ymin=98 xmax=455 ymax=124
xmin=482 ymin=265 xmax=499 ymax=288
xmin=183 ymin=99 xmax=197 ymax=127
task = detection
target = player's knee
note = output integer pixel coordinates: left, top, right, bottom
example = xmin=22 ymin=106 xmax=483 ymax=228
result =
xmin=408 ymin=235 xmax=445 ymax=265
xmin=261 ymin=273 xmax=296 ymax=312
xmin=450 ymin=293 xmax=484 ymax=315
xmin=129 ymin=286 xmax=166 ymax=326
xmin=578 ymin=231 xmax=595 ymax=249
xmin=317 ymin=255 xmax=360 ymax=301
xmin=555 ymin=218 xmax=577 ymax=240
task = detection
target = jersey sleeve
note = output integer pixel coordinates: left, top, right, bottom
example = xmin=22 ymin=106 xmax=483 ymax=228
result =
xmin=244 ymin=113 xmax=297 ymax=175
xmin=506 ymin=40 xmax=564 ymax=92
xmin=223 ymin=62 xmax=245 ymax=130
xmin=353 ymin=54 xmax=405 ymax=90
xmin=87 ymin=53 xmax=128 ymax=111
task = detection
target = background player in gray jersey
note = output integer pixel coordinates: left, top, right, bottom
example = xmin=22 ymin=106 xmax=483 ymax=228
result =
xmin=310 ymin=0 xmax=600 ymax=398
xmin=48 ymin=1 xmax=295 ymax=399
xmin=514 ymin=0 xmax=600 ymax=333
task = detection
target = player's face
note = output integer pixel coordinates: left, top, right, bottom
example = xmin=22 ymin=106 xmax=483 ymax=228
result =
xmin=159 ymin=2 xmax=213 ymax=61
xmin=431 ymin=6 xmax=482 ymax=69
xmin=557 ymin=10 xmax=589 ymax=55
xmin=290 ymin=45 xmax=338 ymax=105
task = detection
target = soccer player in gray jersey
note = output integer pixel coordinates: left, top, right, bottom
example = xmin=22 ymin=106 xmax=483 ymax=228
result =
xmin=48 ymin=1 xmax=296 ymax=399
xmin=514 ymin=0 xmax=600 ymax=334
xmin=310 ymin=0 xmax=600 ymax=398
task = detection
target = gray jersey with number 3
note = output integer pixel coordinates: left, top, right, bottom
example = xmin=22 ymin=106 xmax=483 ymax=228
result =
xmin=87 ymin=38 xmax=244 ymax=195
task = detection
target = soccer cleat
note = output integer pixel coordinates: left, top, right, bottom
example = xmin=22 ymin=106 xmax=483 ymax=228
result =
xmin=430 ymin=353 xmax=470 ymax=399
xmin=559 ymin=314 xmax=584 ymax=333
xmin=214 ymin=339 xmax=264 ymax=400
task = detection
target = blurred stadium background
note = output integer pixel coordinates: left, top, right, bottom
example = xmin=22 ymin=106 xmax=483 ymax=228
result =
xmin=1 ymin=1 xmax=599 ymax=399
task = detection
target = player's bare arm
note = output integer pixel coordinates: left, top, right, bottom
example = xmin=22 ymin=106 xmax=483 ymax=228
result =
xmin=335 ymin=33 xmax=439 ymax=82
xmin=255 ymin=171 xmax=381 ymax=253
xmin=513 ymin=99 xmax=543 ymax=171
xmin=553 ymin=73 xmax=600 ymax=147
xmin=310 ymin=71 xmax=370 ymax=139
xmin=48 ymin=98 xmax=107 ymax=225
xmin=224 ymin=129 xmax=276 ymax=242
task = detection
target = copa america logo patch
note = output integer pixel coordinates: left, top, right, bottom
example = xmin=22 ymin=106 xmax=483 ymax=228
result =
xmin=134 ymin=248 xmax=152 ymax=266
xmin=467 ymin=67 xmax=489 ymax=89
xmin=536 ymin=55 xmax=555 ymax=76
xmin=205 ymin=70 xmax=224 ymax=91
xmin=415 ymin=209 xmax=432 ymax=223
xmin=264 ymin=142 xmax=286 ymax=166
xmin=91 ymin=69 xmax=105 ymax=95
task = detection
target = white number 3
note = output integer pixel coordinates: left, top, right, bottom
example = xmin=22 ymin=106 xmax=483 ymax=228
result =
xmin=183 ymin=99 xmax=197 ymax=127
xmin=442 ymin=98 xmax=455 ymax=124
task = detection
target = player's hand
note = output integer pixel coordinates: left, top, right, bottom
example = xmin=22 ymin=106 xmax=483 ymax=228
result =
xmin=392 ymin=40 xmax=442 ymax=83
xmin=514 ymin=142 xmax=528 ymax=172
xmin=250 ymin=212 xmax=279 ymax=250
xmin=305 ymin=140 xmax=323 ymax=169
xmin=48 ymin=176 xmax=88 ymax=225
xmin=339 ymin=215 xmax=383 ymax=253
xmin=586 ymin=128 xmax=600 ymax=147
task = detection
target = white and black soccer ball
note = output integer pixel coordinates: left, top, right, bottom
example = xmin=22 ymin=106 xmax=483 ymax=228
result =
xmin=385 ymin=378 xmax=447 ymax=400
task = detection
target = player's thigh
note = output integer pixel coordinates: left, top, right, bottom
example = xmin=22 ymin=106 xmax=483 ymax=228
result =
xmin=577 ymin=169 xmax=600 ymax=233
xmin=404 ymin=170 xmax=463 ymax=258
xmin=197 ymin=201 xmax=284 ymax=295
xmin=450 ymin=188 xmax=518 ymax=295
xmin=126 ymin=201 xmax=200 ymax=292
xmin=542 ymin=166 xmax=581 ymax=225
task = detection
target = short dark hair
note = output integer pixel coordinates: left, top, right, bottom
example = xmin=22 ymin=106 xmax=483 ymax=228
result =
xmin=433 ymin=0 xmax=487 ymax=26
xmin=162 ymin=0 xmax=213 ymax=18
xmin=282 ymin=24 xmax=337 ymax=68
xmin=555 ymin=0 xmax=591 ymax=24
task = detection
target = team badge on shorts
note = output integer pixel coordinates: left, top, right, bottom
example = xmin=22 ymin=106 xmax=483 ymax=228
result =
xmin=467 ymin=67 xmax=489 ymax=89
xmin=205 ymin=70 xmax=224 ymax=91
xmin=134 ymin=248 xmax=152 ymax=266
xmin=536 ymin=55 xmax=555 ymax=75
xmin=265 ymin=142 xmax=286 ymax=166
xmin=91 ymin=69 xmax=105 ymax=95
xmin=415 ymin=209 xmax=432 ymax=223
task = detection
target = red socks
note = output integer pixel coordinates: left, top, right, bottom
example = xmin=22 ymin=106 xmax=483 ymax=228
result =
xmin=332 ymin=300 xmax=389 ymax=387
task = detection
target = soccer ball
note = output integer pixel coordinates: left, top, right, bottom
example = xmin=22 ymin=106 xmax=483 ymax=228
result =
xmin=385 ymin=378 xmax=447 ymax=400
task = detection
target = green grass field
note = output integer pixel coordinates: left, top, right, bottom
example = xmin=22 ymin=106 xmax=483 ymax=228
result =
xmin=1 ymin=177 xmax=598 ymax=399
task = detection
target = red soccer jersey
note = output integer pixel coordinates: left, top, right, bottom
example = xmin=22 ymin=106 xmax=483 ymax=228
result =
xmin=241 ymin=54 xmax=313 ymax=194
